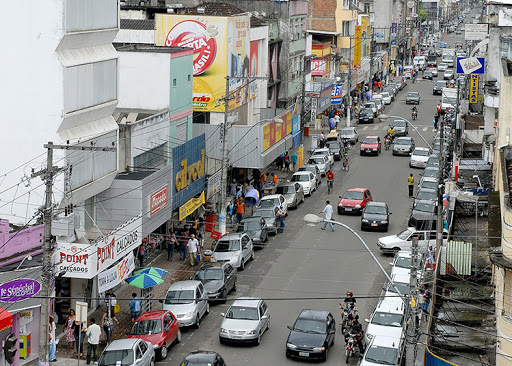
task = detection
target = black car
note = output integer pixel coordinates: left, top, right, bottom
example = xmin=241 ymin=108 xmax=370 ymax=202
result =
xmin=236 ymin=217 xmax=269 ymax=246
xmin=433 ymin=80 xmax=447 ymax=95
xmin=358 ymin=108 xmax=374 ymax=124
xmin=361 ymin=201 xmax=391 ymax=231
xmin=191 ymin=263 xmax=237 ymax=302
xmin=180 ymin=350 xmax=226 ymax=366
xmin=423 ymin=70 xmax=433 ymax=80
xmin=325 ymin=140 xmax=342 ymax=160
xmin=286 ymin=310 xmax=336 ymax=362
xmin=408 ymin=199 xmax=437 ymax=229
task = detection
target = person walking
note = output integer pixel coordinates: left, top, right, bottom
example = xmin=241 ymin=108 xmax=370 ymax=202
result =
xmin=328 ymin=114 xmax=336 ymax=130
xmin=49 ymin=315 xmax=57 ymax=362
xmin=408 ymin=173 xmax=415 ymax=198
xmin=320 ymin=201 xmax=335 ymax=232
xmin=377 ymin=80 xmax=382 ymax=91
xmin=436 ymin=103 xmax=441 ymax=115
xmin=284 ymin=151 xmax=290 ymax=172
xmin=137 ymin=243 xmax=146 ymax=267
xmin=105 ymin=289 xmax=117 ymax=317
xmin=187 ymin=234 xmax=200 ymax=266
xmin=102 ymin=308 xmax=119 ymax=345
xmin=63 ymin=309 xmax=76 ymax=353
xmin=129 ymin=293 xmax=142 ymax=325
xmin=72 ymin=320 xmax=86 ymax=359
xmin=277 ymin=205 xmax=286 ymax=233
xmin=86 ymin=318 xmax=101 ymax=365
xmin=271 ymin=172 xmax=278 ymax=186
xmin=291 ymin=152 xmax=298 ymax=172
xmin=227 ymin=200 xmax=235 ymax=225
xmin=167 ymin=231 xmax=177 ymax=261
xmin=319 ymin=132 xmax=326 ymax=148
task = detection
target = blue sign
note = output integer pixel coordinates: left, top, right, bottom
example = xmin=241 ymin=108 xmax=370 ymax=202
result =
xmin=391 ymin=23 xmax=397 ymax=34
xmin=331 ymin=84 xmax=343 ymax=105
xmin=456 ymin=57 xmax=485 ymax=74
xmin=390 ymin=40 xmax=397 ymax=46
xmin=172 ymin=134 xmax=206 ymax=209
xmin=292 ymin=116 xmax=300 ymax=134
xmin=292 ymin=132 xmax=301 ymax=149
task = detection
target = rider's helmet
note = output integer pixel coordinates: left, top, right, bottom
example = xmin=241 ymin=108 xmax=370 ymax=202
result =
xmin=346 ymin=291 xmax=353 ymax=297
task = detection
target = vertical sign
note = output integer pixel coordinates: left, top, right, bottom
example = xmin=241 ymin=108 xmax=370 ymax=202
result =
xmin=391 ymin=22 xmax=397 ymax=36
xmin=354 ymin=26 xmax=362 ymax=68
xmin=331 ymin=84 xmax=343 ymax=105
xmin=311 ymin=97 xmax=318 ymax=122
xmin=469 ymin=74 xmax=479 ymax=104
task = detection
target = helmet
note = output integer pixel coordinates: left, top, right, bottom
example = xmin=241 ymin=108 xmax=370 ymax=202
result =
xmin=353 ymin=315 xmax=359 ymax=321
xmin=346 ymin=291 xmax=353 ymax=297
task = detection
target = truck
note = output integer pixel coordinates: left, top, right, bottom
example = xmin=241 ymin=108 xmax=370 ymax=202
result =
xmin=426 ymin=55 xmax=437 ymax=67
xmin=441 ymin=87 xmax=458 ymax=113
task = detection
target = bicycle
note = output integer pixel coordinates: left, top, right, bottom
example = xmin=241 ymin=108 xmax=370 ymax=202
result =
xmin=327 ymin=179 xmax=334 ymax=194
xmin=343 ymin=156 xmax=350 ymax=171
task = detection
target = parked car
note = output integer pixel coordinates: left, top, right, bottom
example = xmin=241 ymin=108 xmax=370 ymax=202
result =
xmin=392 ymin=137 xmax=415 ymax=156
xmin=430 ymin=67 xmax=438 ymax=77
xmin=377 ymin=227 xmax=447 ymax=254
xmin=365 ymin=101 xmax=378 ymax=116
xmin=338 ymin=187 xmax=373 ymax=215
xmin=433 ymin=80 xmax=448 ymax=95
xmin=383 ymin=272 xmax=411 ymax=299
xmin=128 ymin=310 xmax=180 ymax=360
xmin=285 ymin=309 xmax=336 ymax=362
xmin=380 ymin=91 xmax=392 ymax=105
xmin=408 ymin=199 xmax=437 ymax=229
xmin=252 ymin=207 xmax=280 ymax=235
xmin=422 ymin=70 xmax=433 ymax=80
xmin=308 ymin=154 xmax=331 ymax=175
xmin=325 ymin=140 xmax=342 ymax=160
xmin=312 ymin=147 xmax=335 ymax=165
xmin=361 ymin=201 xmax=391 ymax=231
xmin=360 ymin=135 xmax=381 ymax=156
xmin=360 ymin=336 xmax=405 ymax=366
xmin=405 ymin=92 xmax=420 ymax=104
xmin=421 ymin=166 xmax=439 ymax=180
xmin=419 ymin=177 xmax=439 ymax=191
xmin=393 ymin=76 xmax=406 ymax=89
xmin=179 ymin=351 xmax=226 ymax=366
xmin=297 ymin=165 xmax=321 ymax=188
xmin=290 ymin=171 xmax=317 ymax=195
xmin=359 ymin=108 xmax=375 ymax=124
xmin=340 ymin=127 xmax=359 ymax=144
xmin=390 ymin=250 xmax=424 ymax=279
xmin=219 ymin=297 xmax=270 ymax=345
xmin=372 ymin=98 xmax=385 ymax=113
xmin=237 ymin=217 xmax=268 ymax=245
xmin=191 ymin=262 xmax=237 ymax=302
xmin=98 ymin=339 xmax=155 ymax=366
xmin=364 ymin=298 xmax=406 ymax=346
xmin=257 ymin=194 xmax=288 ymax=215
xmin=444 ymin=69 xmax=454 ymax=80
xmin=409 ymin=147 xmax=430 ymax=168
xmin=382 ymin=87 xmax=396 ymax=101
xmin=162 ymin=281 xmax=209 ymax=328
xmin=415 ymin=188 xmax=437 ymax=203
xmin=211 ymin=233 xmax=255 ymax=269
xmin=392 ymin=119 xmax=408 ymax=136
xmin=275 ymin=182 xmax=304 ymax=209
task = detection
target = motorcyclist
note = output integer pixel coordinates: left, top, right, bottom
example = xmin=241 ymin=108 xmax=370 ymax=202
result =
xmin=411 ymin=106 xmax=418 ymax=120
xmin=340 ymin=291 xmax=357 ymax=310
xmin=387 ymin=125 xmax=396 ymax=141
xmin=344 ymin=315 xmax=365 ymax=352
xmin=326 ymin=170 xmax=334 ymax=187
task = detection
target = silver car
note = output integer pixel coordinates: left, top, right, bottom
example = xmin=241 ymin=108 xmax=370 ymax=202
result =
xmin=392 ymin=137 xmax=415 ymax=156
xmin=219 ymin=297 xmax=270 ymax=345
xmin=275 ymin=182 xmax=304 ymax=209
xmin=99 ymin=338 xmax=155 ymax=366
xmin=340 ymin=127 xmax=359 ymax=144
xmin=298 ymin=165 xmax=321 ymax=187
xmin=257 ymin=194 xmax=288 ymax=215
xmin=308 ymin=155 xmax=331 ymax=175
xmin=163 ymin=281 xmax=210 ymax=328
xmin=211 ymin=233 xmax=255 ymax=269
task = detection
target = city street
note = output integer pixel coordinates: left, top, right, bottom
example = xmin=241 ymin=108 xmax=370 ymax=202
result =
xmin=162 ymin=73 xmax=442 ymax=365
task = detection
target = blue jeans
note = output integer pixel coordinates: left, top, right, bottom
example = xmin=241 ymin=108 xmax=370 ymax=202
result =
xmin=322 ymin=221 xmax=335 ymax=231
xmin=278 ymin=217 xmax=285 ymax=233
xmin=180 ymin=246 xmax=187 ymax=260
xmin=49 ymin=340 xmax=56 ymax=360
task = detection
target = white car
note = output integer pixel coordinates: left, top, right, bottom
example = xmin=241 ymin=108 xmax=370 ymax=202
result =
xmin=360 ymin=336 xmax=404 ymax=366
xmin=312 ymin=148 xmax=335 ymax=165
xmin=409 ymin=147 xmax=430 ymax=168
xmin=443 ymin=70 xmax=454 ymax=80
xmin=403 ymin=65 xmax=414 ymax=79
xmin=383 ymin=272 xmax=410 ymax=303
xmin=390 ymin=251 xmax=424 ymax=279
xmin=308 ymin=154 xmax=331 ymax=175
xmin=377 ymin=227 xmax=446 ymax=254
xmin=211 ymin=233 xmax=255 ymax=270
xmin=257 ymin=194 xmax=288 ymax=215
xmin=364 ymin=298 xmax=406 ymax=346
xmin=162 ymin=280 xmax=209 ymax=328
xmin=380 ymin=92 xmax=392 ymax=105
xmin=430 ymin=67 xmax=438 ymax=77
xmin=437 ymin=63 xmax=448 ymax=71
xmin=290 ymin=171 xmax=317 ymax=196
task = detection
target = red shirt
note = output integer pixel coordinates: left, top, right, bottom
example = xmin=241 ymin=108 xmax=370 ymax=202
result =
xmin=326 ymin=172 xmax=334 ymax=180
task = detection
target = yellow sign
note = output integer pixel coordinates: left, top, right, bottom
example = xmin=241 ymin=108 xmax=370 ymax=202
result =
xmin=156 ymin=14 xmax=250 ymax=112
xmin=297 ymin=146 xmax=304 ymax=167
xmin=354 ymin=26 xmax=362 ymax=68
xmin=175 ymin=149 xmax=205 ymax=192
xmin=469 ymin=74 xmax=479 ymax=104
xmin=179 ymin=191 xmax=205 ymax=221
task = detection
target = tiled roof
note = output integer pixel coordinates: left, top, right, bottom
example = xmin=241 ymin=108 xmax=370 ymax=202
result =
xmin=120 ymin=19 xmax=155 ymax=30
xmin=178 ymin=3 xmax=245 ymax=16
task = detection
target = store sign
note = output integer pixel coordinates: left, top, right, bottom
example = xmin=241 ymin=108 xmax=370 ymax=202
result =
xmin=354 ymin=26 xmax=362 ymax=68
xmin=456 ymin=57 xmax=485 ymax=75
xmin=175 ymin=150 xmax=205 ymax=192
xmin=97 ymin=252 xmax=135 ymax=293
xmin=469 ymin=75 xmax=479 ymax=104
xmin=0 ymin=279 xmax=41 ymax=302
xmin=331 ymin=84 xmax=343 ymax=105
xmin=150 ymin=185 xmax=169 ymax=216
xmin=310 ymin=97 xmax=318 ymax=123
xmin=179 ymin=191 xmax=205 ymax=221
xmin=54 ymin=243 xmax=92 ymax=278
xmin=464 ymin=24 xmax=488 ymax=41
xmin=311 ymin=59 xmax=328 ymax=76
xmin=206 ymin=170 xmax=222 ymax=199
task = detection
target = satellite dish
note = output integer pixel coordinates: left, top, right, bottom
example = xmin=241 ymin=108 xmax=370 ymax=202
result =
xmin=407 ymin=1 xmax=414 ymax=8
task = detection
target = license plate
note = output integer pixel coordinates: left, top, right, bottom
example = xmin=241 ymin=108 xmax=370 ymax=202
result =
xmin=299 ymin=352 xmax=309 ymax=357
xmin=345 ymin=208 xmax=352 ymax=211
xmin=366 ymin=150 xmax=371 ymax=152
xmin=231 ymin=335 xmax=241 ymax=339
xmin=371 ymin=223 xmax=378 ymax=227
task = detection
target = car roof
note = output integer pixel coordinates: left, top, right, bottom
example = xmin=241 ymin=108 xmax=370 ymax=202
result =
xmin=390 ymin=272 xmax=411 ymax=283
xmin=298 ymin=309 xmax=330 ymax=320
xmin=184 ymin=350 xmax=218 ymax=362
xmin=241 ymin=216 xmax=264 ymax=222
xmin=136 ymin=310 xmax=170 ymax=321
xmin=230 ymin=297 xmax=263 ymax=308
xmin=370 ymin=335 xmax=402 ymax=349
xmin=293 ymin=171 xmax=311 ymax=175
xmin=414 ymin=199 xmax=436 ymax=206
xmin=375 ymin=298 xmax=405 ymax=314
xmin=347 ymin=187 xmax=368 ymax=192
xmin=261 ymin=194 xmax=282 ymax=200
xmin=168 ymin=280 xmax=202 ymax=291
xmin=196 ymin=262 xmax=226 ymax=270
xmin=105 ymin=338 xmax=140 ymax=351
xmin=413 ymin=147 xmax=430 ymax=152
xmin=396 ymin=137 xmax=412 ymax=142
xmin=421 ymin=177 xmax=438 ymax=183
xmin=418 ymin=188 xmax=437 ymax=194
xmin=367 ymin=201 xmax=386 ymax=208
xmin=313 ymin=148 xmax=330 ymax=153
xmin=364 ymin=135 xmax=379 ymax=139
xmin=219 ymin=232 xmax=246 ymax=240
xmin=395 ymin=251 xmax=412 ymax=258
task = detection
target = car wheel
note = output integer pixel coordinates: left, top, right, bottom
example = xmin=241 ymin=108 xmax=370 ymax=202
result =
xmin=322 ymin=347 xmax=328 ymax=362
xmin=392 ymin=247 xmax=401 ymax=254
xmin=219 ymin=336 xmax=226 ymax=345
xmin=240 ymin=259 xmax=245 ymax=271
xmin=255 ymin=332 xmax=262 ymax=346
xmin=159 ymin=344 xmax=168 ymax=360
xmin=150 ymin=359 xmax=155 ymax=366
xmin=175 ymin=329 xmax=182 ymax=344
xmin=205 ymin=301 xmax=210 ymax=315
xmin=360 ymin=151 xmax=363 ymax=156
xmin=250 ymin=250 xmax=255 ymax=261
xmin=266 ymin=316 xmax=271 ymax=330
xmin=264 ymin=233 xmax=269 ymax=242
xmin=195 ymin=313 xmax=201 ymax=329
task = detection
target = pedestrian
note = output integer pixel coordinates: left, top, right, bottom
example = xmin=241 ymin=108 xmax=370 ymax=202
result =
xmin=433 ymin=117 xmax=438 ymax=133
xmin=334 ymin=113 xmax=340 ymax=127
xmin=408 ymin=173 xmax=415 ymax=198
xmin=129 ymin=293 xmax=142 ymax=325
xmin=291 ymin=152 xmax=297 ymax=171
xmin=102 ymin=308 xmax=119 ymax=345
xmin=365 ymin=89 xmax=371 ymax=101
xmin=284 ymin=151 xmax=290 ymax=172
xmin=104 ymin=288 xmax=118 ymax=319
xmin=319 ymin=132 xmax=326 ymax=148
xmin=230 ymin=180 xmax=237 ymax=196
xmin=63 ymin=308 xmax=76 ymax=353
xmin=259 ymin=172 xmax=267 ymax=188
xmin=277 ymin=205 xmax=286 ymax=233
xmin=373 ymin=80 xmax=377 ymax=91
xmin=227 ymin=200 xmax=235 ymax=225
xmin=236 ymin=197 xmax=245 ymax=223
xmin=320 ymin=201 xmax=335 ymax=232
xmin=421 ymin=284 xmax=431 ymax=314
xmin=426 ymin=245 xmax=436 ymax=270
xmin=179 ymin=230 xmax=189 ymax=261
xmin=187 ymin=234 xmax=199 ymax=266
xmin=49 ymin=315 xmax=57 ymax=362
xmin=167 ymin=231 xmax=177 ymax=261
xmin=329 ymin=114 xmax=336 ymax=130
xmin=436 ymin=103 xmax=441 ymax=115
xmin=137 ymin=243 xmax=145 ymax=267
xmin=236 ymin=183 xmax=243 ymax=199
xmin=377 ymin=80 xmax=382 ymax=91
xmin=86 ymin=318 xmax=101 ymax=365
xmin=271 ymin=172 xmax=278 ymax=186
xmin=72 ymin=320 xmax=86 ymax=359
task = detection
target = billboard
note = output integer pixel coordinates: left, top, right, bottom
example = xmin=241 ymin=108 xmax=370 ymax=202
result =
xmin=354 ymin=26 xmax=362 ymax=68
xmin=331 ymin=84 xmax=343 ymax=105
xmin=456 ymin=57 xmax=485 ymax=75
xmin=249 ymin=41 xmax=258 ymax=100
xmin=464 ymin=24 xmax=488 ymax=41
xmin=156 ymin=14 xmax=250 ymax=112
xmin=469 ymin=74 xmax=479 ymax=104
xmin=311 ymin=59 xmax=328 ymax=76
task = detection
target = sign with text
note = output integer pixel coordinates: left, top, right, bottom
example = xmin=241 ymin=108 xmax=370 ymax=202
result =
xmin=179 ymin=191 xmax=205 ymax=221
xmin=331 ymin=84 xmax=343 ymax=105
xmin=0 ymin=279 xmax=41 ymax=302
xmin=150 ymin=185 xmax=169 ymax=216
xmin=311 ymin=59 xmax=328 ymax=76
xmin=53 ymin=243 xmax=94 ymax=279
xmin=311 ymin=97 xmax=318 ymax=122
xmin=469 ymin=74 xmax=479 ymax=104
xmin=456 ymin=57 xmax=485 ymax=75
xmin=354 ymin=26 xmax=362 ymax=68
xmin=464 ymin=24 xmax=488 ymax=41
xmin=207 ymin=170 xmax=222 ymax=199
xmin=97 ymin=252 xmax=135 ymax=293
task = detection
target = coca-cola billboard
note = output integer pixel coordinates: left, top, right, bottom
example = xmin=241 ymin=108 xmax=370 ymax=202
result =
xmin=150 ymin=185 xmax=169 ymax=216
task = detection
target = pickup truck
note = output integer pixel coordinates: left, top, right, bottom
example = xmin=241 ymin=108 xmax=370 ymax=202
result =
xmin=377 ymin=227 xmax=448 ymax=254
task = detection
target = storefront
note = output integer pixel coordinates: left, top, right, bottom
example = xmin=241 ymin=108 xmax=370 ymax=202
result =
xmin=0 ymin=267 xmax=42 ymax=366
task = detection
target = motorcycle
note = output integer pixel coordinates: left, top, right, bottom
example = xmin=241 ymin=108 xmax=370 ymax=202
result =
xmin=345 ymin=333 xmax=362 ymax=364
xmin=340 ymin=304 xmax=357 ymax=333
xmin=412 ymin=110 xmax=418 ymax=120
xmin=385 ymin=137 xmax=391 ymax=151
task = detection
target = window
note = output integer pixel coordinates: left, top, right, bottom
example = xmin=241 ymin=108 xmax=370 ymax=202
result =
xmin=188 ymin=74 xmax=191 ymax=83
xmin=195 ymin=287 xmax=201 ymax=300
xmin=66 ymin=0 xmax=118 ymax=32
xmin=133 ymin=143 xmax=167 ymax=169
xmin=135 ymin=343 xmax=143 ymax=360
xmin=163 ymin=318 xmax=170 ymax=332
xmin=173 ymin=78 xmax=177 ymax=87
xmin=342 ymin=21 xmax=350 ymax=37
xmin=364 ymin=2 xmax=370 ymax=13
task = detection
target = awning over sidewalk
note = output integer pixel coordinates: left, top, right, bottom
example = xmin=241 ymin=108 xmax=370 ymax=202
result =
xmin=0 ymin=308 xmax=13 ymax=331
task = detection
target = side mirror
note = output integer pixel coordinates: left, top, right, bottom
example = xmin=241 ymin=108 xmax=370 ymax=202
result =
xmin=220 ymin=313 xmax=225 ymax=317
xmin=158 ymin=299 xmax=163 ymax=303
xmin=261 ymin=315 xmax=268 ymax=320
xmin=389 ymin=212 xmax=392 ymax=215
xmin=364 ymin=318 xmax=370 ymax=323
xmin=287 ymin=325 xmax=292 ymax=330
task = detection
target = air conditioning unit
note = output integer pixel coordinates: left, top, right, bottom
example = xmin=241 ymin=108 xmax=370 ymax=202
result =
xmin=267 ymin=100 xmax=273 ymax=108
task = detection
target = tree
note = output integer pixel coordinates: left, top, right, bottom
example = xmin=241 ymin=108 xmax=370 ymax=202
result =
xmin=418 ymin=3 xmax=428 ymax=22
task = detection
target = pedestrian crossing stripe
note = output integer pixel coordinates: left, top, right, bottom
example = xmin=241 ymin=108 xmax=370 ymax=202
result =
xmin=356 ymin=125 xmax=434 ymax=131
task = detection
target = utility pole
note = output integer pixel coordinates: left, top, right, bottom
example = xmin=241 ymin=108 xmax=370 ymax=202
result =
xmin=346 ymin=36 xmax=352 ymax=128
xmin=435 ymin=111 xmax=445 ymax=259
xmin=406 ymin=237 xmax=419 ymax=365
xmin=219 ymin=76 xmax=230 ymax=236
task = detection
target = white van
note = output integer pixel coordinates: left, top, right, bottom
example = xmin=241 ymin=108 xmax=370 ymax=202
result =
xmin=413 ymin=56 xmax=426 ymax=71
xmin=365 ymin=298 xmax=406 ymax=346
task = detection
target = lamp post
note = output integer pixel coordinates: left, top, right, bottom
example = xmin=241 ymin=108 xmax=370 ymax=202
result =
xmin=303 ymin=214 xmax=406 ymax=304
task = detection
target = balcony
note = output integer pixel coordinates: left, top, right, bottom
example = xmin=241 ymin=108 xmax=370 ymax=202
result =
xmin=337 ymin=9 xmax=357 ymax=21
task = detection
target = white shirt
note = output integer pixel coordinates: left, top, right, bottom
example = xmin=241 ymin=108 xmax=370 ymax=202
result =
xmin=87 ymin=323 xmax=101 ymax=345
xmin=187 ymin=238 xmax=199 ymax=253
xmin=335 ymin=115 xmax=340 ymax=124
xmin=323 ymin=204 xmax=333 ymax=220
xmin=49 ymin=322 xmax=56 ymax=341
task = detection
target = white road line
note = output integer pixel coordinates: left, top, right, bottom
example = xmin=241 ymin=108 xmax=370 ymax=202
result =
xmin=422 ymin=127 xmax=428 ymax=132
xmin=373 ymin=125 xmax=379 ymax=130
xmin=362 ymin=126 xmax=369 ymax=130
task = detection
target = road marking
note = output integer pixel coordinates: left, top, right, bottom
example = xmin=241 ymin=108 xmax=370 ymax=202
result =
xmin=373 ymin=125 xmax=379 ymax=130
xmin=362 ymin=126 xmax=369 ymax=130
xmin=422 ymin=127 xmax=428 ymax=132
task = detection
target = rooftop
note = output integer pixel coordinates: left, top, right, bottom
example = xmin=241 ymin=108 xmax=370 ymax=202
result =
xmin=120 ymin=18 xmax=155 ymax=30
xmin=115 ymin=44 xmax=191 ymax=54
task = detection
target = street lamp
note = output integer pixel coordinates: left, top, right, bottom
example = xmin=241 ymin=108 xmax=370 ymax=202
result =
xmin=303 ymin=214 xmax=406 ymax=304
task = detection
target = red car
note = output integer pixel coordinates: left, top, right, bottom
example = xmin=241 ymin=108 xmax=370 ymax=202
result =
xmin=360 ymin=135 xmax=381 ymax=156
xmin=128 ymin=310 xmax=180 ymax=360
xmin=338 ymin=188 xmax=373 ymax=214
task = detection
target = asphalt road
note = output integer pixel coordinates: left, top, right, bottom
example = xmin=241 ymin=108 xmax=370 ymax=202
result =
xmin=163 ymin=63 xmax=445 ymax=365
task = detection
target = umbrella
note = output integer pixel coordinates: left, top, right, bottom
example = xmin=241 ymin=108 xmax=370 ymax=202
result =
xmin=134 ymin=267 xmax=167 ymax=278
xmin=125 ymin=273 xmax=164 ymax=289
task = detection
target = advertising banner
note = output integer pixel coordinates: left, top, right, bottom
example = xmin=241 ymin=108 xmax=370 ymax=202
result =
xmin=354 ymin=26 xmax=362 ymax=69
xmin=0 ymin=279 xmax=41 ymax=303
xmin=263 ymin=123 xmax=271 ymax=150
xmin=331 ymin=84 xmax=343 ymax=104
xmin=292 ymin=116 xmax=300 ymax=134
xmin=456 ymin=57 xmax=485 ymax=75
xmin=250 ymin=41 xmax=258 ymax=100
xmin=0 ymin=268 xmax=42 ymax=312
xmin=53 ymin=243 xmax=94 ymax=279
xmin=179 ymin=191 xmax=206 ymax=221
xmin=286 ymin=112 xmax=292 ymax=135
xmin=297 ymin=146 xmax=304 ymax=167
xmin=464 ymin=24 xmax=488 ymax=41
xmin=150 ymin=185 xmax=169 ymax=216
xmin=97 ymin=252 xmax=135 ymax=293
xmin=469 ymin=75 xmax=479 ymax=104
xmin=156 ymin=14 xmax=250 ymax=112
xmin=311 ymin=59 xmax=328 ymax=76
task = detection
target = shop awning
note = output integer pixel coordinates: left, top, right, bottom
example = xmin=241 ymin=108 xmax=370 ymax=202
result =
xmin=0 ymin=308 xmax=13 ymax=331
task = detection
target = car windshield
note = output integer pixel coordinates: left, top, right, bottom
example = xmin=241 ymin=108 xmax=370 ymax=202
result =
xmin=423 ymin=169 xmax=437 ymax=178
xmin=193 ymin=267 xmax=223 ymax=281
xmin=395 ymin=139 xmax=410 ymax=146
xmin=326 ymin=142 xmax=341 ymax=149
xmin=397 ymin=229 xmax=412 ymax=240
xmin=417 ymin=191 xmax=436 ymax=201
xmin=252 ymin=209 xmax=275 ymax=218
xmin=421 ymin=181 xmax=438 ymax=190
xmin=407 ymin=92 xmax=419 ymax=97
xmin=361 ymin=108 xmax=373 ymax=114
xmin=387 ymin=281 xmax=411 ymax=295
xmin=445 ymin=97 xmax=457 ymax=104
xmin=130 ymin=319 xmax=162 ymax=335
xmin=293 ymin=319 xmax=327 ymax=334
xmin=393 ymin=121 xmax=406 ymax=127
xmin=365 ymin=205 xmax=387 ymax=215
xmin=365 ymin=346 xmax=398 ymax=365
xmin=165 ymin=290 xmax=194 ymax=305
xmin=414 ymin=202 xmax=436 ymax=213
xmin=309 ymin=157 xmax=325 ymax=164
xmin=276 ymin=186 xmax=295 ymax=194
xmin=341 ymin=128 xmax=355 ymax=136
xmin=225 ymin=306 xmax=259 ymax=320
xmin=395 ymin=256 xmax=412 ymax=269
xmin=365 ymin=102 xmax=375 ymax=108
xmin=214 ymin=240 xmax=241 ymax=252
xmin=439 ymin=63 xmax=447 ymax=67
xmin=413 ymin=149 xmax=429 ymax=156
xmin=381 ymin=92 xmax=389 ymax=97
xmin=371 ymin=312 xmax=404 ymax=327
xmin=243 ymin=221 xmax=262 ymax=231
xmin=343 ymin=191 xmax=364 ymax=200
xmin=99 ymin=349 xmax=134 ymax=366
xmin=291 ymin=174 xmax=310 ymax=182
xmin=363 ymin=138 xmax=378 ymax=144
xmin=260 ymin=198 xmax=278 ymax=207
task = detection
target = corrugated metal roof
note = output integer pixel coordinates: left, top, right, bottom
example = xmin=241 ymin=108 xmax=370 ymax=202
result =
xmin=120 ymin=19 xmax=155 ymax=30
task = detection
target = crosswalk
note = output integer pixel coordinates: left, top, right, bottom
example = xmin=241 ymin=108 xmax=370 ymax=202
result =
xmin=359 ymin=124 xmax=435 ymax=132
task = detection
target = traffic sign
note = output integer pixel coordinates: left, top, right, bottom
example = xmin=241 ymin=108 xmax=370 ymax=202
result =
xmin=391 ymin=40 xmax=397 ymax=45
xmin=456 ymin=57 xmax=485 ymax=74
